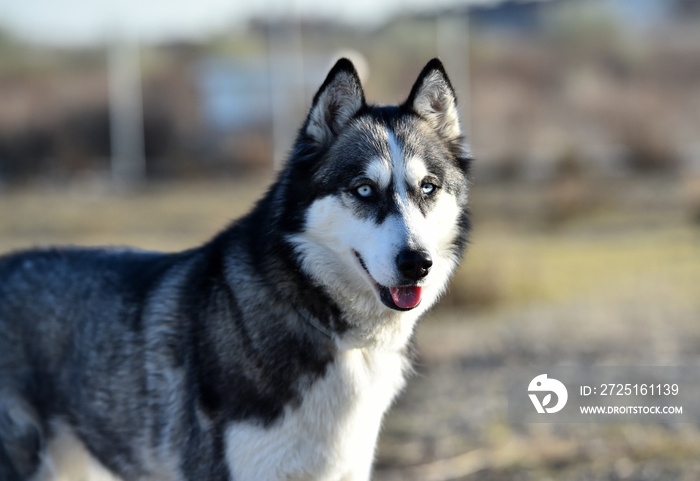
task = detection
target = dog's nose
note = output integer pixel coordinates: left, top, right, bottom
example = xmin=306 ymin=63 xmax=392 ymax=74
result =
xmin=396 ymin=249 xmax=432 ymax=281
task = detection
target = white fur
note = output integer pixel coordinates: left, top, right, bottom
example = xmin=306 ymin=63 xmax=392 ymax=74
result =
xmin=387 ymin=130 xmax=407 ymax=198
xmin=31 ymin=424 xmax=125 ymax=481
xmin=404 ymin=155 xmax=429 ymax=188
xmin=31 ymin=422 xmax=182 ymax=481
xmin=225 ymin=348 xmax=409 ymax=481
xmin=363 ymin=157 xmax=392 ymax=189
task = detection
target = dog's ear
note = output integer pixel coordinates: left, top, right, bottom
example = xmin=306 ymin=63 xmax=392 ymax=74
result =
xmin=302 ymin=58 xmax=365 ymax=147
xmin=403 ymin=58 xmax=461 ymax=142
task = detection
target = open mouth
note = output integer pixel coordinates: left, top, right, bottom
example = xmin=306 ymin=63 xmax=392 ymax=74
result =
xmin=353 ymin=251 xmax=422 ymax=311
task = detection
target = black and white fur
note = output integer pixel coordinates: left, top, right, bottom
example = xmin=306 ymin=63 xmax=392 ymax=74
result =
xmin=0 ymin=58 xmax=471 ymax=481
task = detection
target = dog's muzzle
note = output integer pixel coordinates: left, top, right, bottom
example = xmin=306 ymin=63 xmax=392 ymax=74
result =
xmin=353 ymin=250 xmax=425 ymax=311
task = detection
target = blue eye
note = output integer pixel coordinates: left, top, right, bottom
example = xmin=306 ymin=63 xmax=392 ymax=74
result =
xmin=356 ymin=185 xmax=373 ymax=198
xmin=422 ymin=183 xmax=436 ymax=195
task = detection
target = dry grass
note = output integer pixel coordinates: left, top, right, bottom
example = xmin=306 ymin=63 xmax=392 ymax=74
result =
xmin=0 ymin=177 xmax=273 ymax=253
xmin=445 ymin=220 xmax=700 ymax=312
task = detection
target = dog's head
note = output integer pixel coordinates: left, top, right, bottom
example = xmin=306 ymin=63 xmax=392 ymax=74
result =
xmin=285 ymin=58 xmax=471 ymax=347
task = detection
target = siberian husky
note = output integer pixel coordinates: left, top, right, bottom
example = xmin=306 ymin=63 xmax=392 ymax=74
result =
xmin=0 ymin=58 xmax=471 ymax=481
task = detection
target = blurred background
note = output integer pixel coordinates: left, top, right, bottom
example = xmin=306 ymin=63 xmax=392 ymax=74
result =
xmin=1 ymin=0 xmax=700 ymax=479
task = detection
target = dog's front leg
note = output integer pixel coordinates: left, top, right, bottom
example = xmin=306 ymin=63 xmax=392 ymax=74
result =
xmin=341 ymin=463 xmax=376 ymax=481
xmin=340 ymin=444 xmax=377 ymax=481
xmin=341 ymin=466 xmax=372 ymax=481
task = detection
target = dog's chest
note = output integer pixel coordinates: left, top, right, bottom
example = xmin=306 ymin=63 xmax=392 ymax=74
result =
xmin=224 ymin=348 xmax=408 ymax=481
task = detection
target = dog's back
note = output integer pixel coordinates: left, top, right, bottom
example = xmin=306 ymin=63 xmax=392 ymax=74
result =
xmin=0 ymin=248 xmax=184 ymax=480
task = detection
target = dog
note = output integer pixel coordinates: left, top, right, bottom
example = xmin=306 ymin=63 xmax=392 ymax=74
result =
xmin=0 ymin=58 xmax=471 ymax=481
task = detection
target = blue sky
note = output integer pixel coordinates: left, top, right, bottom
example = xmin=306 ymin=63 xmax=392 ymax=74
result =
xmin=0 ymin=0 xmax=479 ymax=46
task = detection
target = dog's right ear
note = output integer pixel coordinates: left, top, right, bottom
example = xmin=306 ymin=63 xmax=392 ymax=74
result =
xmin=301 ymin=58 xmax=365 ymax=147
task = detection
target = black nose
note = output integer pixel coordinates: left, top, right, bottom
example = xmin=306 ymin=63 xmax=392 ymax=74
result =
xmin=396 ymin=249 xmax=433 ymax=281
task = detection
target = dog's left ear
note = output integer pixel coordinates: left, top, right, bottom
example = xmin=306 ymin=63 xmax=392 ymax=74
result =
xmin=302 ymin=58 xmax=365 ymax=147
xmin=403 ymin=58 xmax=461 ymax=142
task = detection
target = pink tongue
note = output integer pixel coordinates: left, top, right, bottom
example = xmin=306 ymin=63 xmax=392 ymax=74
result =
xmin=390 ymin=286 xmax=422 ymax=309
